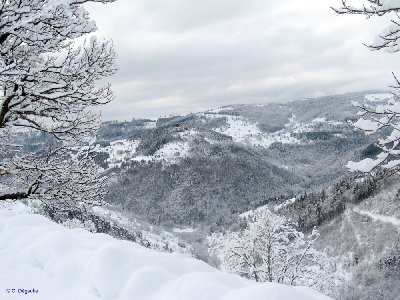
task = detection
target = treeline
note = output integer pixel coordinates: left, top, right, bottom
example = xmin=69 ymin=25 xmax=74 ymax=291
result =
xmin=280 ymin=175 xmax=378 ymax=232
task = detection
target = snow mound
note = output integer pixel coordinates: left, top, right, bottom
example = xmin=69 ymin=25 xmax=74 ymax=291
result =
xmin=0 ymin=202 xmax=332 ymax=300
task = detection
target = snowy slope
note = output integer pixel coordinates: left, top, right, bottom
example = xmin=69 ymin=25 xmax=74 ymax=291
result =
xmin=99 ymin=131 xmax=194 ymax=168
xmin=203 ymin=108 xmax=345 ymax=149
xmin=0 ymin=202 xmax=332 ymax=300
xmin=212 ymin=114 xmax=300 ymax=148
xmin=102 ymin=139 xmax=140 ymax=168
xmin=364 ymin=93 xmax=393 ymax=103
xmin=239 ymin=198 xmax=297 ymax=218
xmin=353 ymin=207 xmax=400 ymax=227
xmin=90 ymin=206 xmax=193 ymax=256
xmin=132 ymin=140 xmax=190 ymax=165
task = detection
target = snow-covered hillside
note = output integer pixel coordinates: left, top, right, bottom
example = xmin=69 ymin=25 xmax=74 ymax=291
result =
xmin=239 ymin=197 xmax=298 ymax=218
xmin=102 ymin=139 xmax=141 ymax=168
xmin=212 ymin=114 xmax=301 ymax=148
xmin=0 ymin=202 xmax=332 ymax=300
xmin=95 ymin=91 xmax=392 ymax=171
xmin=201 ymin=109 xmax=346 ymax=149
xmin=90 ymin=206 xmax=193 ymax=256
xmin=99 ymin=136 xmax=192 ymax=168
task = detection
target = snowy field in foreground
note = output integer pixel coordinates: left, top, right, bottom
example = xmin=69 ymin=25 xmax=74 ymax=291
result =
xmin=0 ymin=202 xmax=332 ymax=300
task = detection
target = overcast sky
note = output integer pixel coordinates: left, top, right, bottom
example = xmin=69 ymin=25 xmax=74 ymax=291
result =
xmin=86 ymin=0 xmax=400 ymax=120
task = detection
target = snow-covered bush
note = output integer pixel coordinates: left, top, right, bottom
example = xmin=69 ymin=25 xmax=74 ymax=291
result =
xmin=207 ymin=209 xmax=338 ymax=296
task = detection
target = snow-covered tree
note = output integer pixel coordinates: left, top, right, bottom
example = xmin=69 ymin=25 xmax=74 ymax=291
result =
xmin=333 ymin=1 xmax=400 ymax=173
xmin=207 ymin=209 xmax=337 ymax=294
xmin=0 ymin=0 xmax=117 ymax=209
xmin=0 ymin=0 xmax=117 ymax=138
xmin=3 ymin=143 xmax=106 ymax=209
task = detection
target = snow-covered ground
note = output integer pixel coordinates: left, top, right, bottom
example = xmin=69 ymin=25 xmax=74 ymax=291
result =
xmin=364 ymin=93 xmax=394 ymax=103
xmin=239 ymin=204 xmax=269 ymax=219
xmin=143 ymin=120 xmax=157 ymax=129
xmin=353 ymin=207 xmax=400 ymax=227
xmin=239 ymin=197 xmax=297 ymax=218
xmin=100 ymin=138 xmax=191 ymax=167
xmin=207 ymin=112 xmax=344 ymax=149
xmin=131 ymin=140 xmax=190 ymax=165
xmin=172 ymin=227 xmax=197 ymax=233
xmin=92 ymin=206 xmax=193 ymax=255
xmin=207 ymin=106 xmax=234 ymax=113
xmin=0 ymin=202 xmax=332 ymax=300
xmin=102 ymin=139 xmax=140 ymax=168
xmin=274 ymin=197 xmax=297 ymax=212
xmin=213 ymin=115 xmax=300 ymax=148
xmin=290 ymin=115 xmax=343 ymax=134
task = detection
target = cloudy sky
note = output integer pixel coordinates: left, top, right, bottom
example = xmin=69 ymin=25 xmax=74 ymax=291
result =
xmin=86 ymin=0 xmax=400 ymax=120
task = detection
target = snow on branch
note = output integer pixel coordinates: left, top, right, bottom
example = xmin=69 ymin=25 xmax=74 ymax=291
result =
xmin=335 ymin=0 xmax=400 ymax=175
xmin=333 ymin=1 xmax=400 ymax=52
xmin=335 ymin=0 xmax=400 ymax=174
xmin=347 ymin=92 xmax=400 ymax=173
xmin=0 ymin=0 xmax=117 ymax=210
xmin=3 ymin=144 xmax=107 ymax=210
xmin=0 ymin=35 xmax=117 ymax=141
xmin=333 ymin=0 xmax=400 ymax=17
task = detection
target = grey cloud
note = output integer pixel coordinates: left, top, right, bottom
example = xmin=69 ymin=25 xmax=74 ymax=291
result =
xmin=129 ymin=0 xmax=273 ymax=31
xmin=86 ymin=0 xmax=400 ymax=120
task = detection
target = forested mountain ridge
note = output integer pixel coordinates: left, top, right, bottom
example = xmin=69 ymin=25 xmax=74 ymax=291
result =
xmin=9 ymin=90 xmax=400 ymax=299
xmin=95 ymin=91 xmax=390 ymax=227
